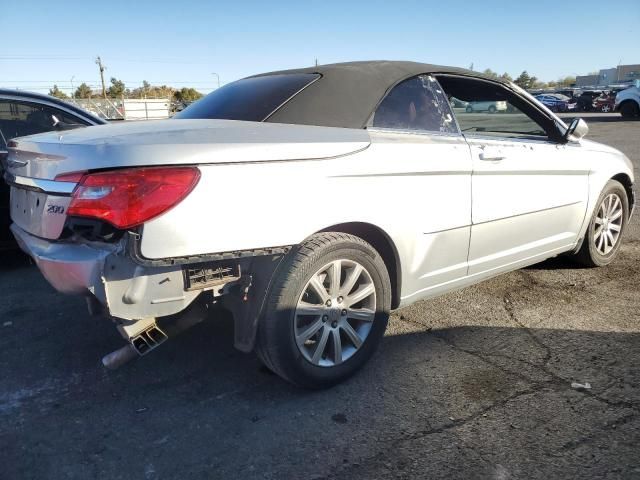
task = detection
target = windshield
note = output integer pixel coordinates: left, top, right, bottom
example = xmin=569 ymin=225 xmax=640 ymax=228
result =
xmin=174 ymin=73 xmax=320 ymax=122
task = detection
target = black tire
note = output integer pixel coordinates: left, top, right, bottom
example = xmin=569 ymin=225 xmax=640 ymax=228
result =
xmin=466 ymin=105 xmax=473 ymax=113
xmin=573 ymin=180 xmax=629 ymax=267
xmin=488 ymin=105 xmax=496 ymax=113
xmin=256 ymin=232 xmax=391 ymax=389
xmin=619 ymin=101 xmax=640 ymax=119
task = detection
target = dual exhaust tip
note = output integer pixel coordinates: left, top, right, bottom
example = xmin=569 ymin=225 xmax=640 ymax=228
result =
xmin=101 ymin=303 xmax=206 ymax=370
xmin=101 ymin=324 xmax=168 ymax=370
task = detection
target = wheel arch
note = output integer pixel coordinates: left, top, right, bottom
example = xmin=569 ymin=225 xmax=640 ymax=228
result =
xmin=617 ymin=98 xmax=640 ymax=113
xmin=612 ymin=172 xmax=635 ymax=219
xmin=317 ymin=222 xmax=402 ymax=309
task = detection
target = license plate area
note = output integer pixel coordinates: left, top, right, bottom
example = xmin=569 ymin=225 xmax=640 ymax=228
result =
xmin=10 ymin=187 xmax=71 ymax=239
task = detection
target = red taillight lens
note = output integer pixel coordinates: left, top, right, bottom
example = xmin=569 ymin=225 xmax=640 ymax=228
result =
xmin=67 ymin=166 xmax=200 ymax=229
xmin=55 ymin=171 xmax=86 ymax=183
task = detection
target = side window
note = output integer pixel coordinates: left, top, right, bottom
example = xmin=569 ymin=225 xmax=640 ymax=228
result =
xmin=0 ymin=100 xmax=88 ymax=141
xmin=437 ymin=77 xmax=551 ymax=140
xmin=372 ymin=75 xmax=458 ymax=134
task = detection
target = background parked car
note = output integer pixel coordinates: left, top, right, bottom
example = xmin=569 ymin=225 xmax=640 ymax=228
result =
xmin=593 ymin=92 xmax=617 ymax=113
xmin=0 ymin=90 xmax=106 ymax=250
xmin=465 ymin=100 xmax=507 ymax=113
xmin=534 ymin=94 xmax=574 ymax=112
xmin=615 ymin=81 xmax=640 ymax=118
xmin=449 ymin=97 xmax=469 ymax=109
xmin=575 ymin=91 xmax=603 ymax=112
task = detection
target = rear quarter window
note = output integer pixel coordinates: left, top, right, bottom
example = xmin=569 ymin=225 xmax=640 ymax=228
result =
xmin=174 ymin=73 xmax=320 ymax=122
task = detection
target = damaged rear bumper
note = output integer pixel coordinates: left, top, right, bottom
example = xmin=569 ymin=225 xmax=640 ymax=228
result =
xmin=10 ymin=224 xmax=202 ymax=321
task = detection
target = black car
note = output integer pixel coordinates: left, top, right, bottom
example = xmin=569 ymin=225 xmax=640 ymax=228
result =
xmin=575 ymin=91 xmax=603 ymax=112
xmin=0 ymin=90 xmax=106 ymax=250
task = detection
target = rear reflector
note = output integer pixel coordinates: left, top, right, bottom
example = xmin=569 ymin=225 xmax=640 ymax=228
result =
xmin=67 ymin=167 xmax=200 ymax=229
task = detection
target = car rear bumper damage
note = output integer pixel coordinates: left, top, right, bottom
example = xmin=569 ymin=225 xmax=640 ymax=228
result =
xmin=11 ymin=223 xmax=291 ymax=366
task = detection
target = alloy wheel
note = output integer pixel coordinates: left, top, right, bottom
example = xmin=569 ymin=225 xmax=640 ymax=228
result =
xmin=594 ymin=193 xmax=623 ymax=255
xmin=294 ymin=259 xmax=376 ymax=367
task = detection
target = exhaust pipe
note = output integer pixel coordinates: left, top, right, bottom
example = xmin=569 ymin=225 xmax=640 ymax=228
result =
xmin=102 ymin=344 xmax=138 ymax=370
xmin=101 ymin=302 xmax=208 ymax=370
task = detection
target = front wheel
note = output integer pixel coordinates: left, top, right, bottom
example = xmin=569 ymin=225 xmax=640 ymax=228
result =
xmin=620 ymin=101 xmax=640 ymax=118
xmin=573 ymin=180 xmax=629 ymax=267
xmin=256 ymin=232 xmax=391 ymax=388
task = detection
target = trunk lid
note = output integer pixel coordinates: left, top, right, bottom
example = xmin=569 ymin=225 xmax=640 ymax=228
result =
xmin=5 ymin=118 xmax=370 ymax=180
xmin=5 ymin=119 xmax=369 ymax=240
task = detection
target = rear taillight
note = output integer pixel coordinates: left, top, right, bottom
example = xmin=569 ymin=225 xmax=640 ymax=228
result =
xmin=67 ymin=166 xmax=200 ymax=229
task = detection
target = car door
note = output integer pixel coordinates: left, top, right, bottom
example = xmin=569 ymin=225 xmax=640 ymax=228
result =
xmin=367 ymin=75 xmax=472 ymax=299
xmin=449 ymin=85 xmax=589 ymax=276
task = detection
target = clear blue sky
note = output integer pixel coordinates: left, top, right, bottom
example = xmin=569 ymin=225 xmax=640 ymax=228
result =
xmin=1 ymin=0 xmax=638 ymax=95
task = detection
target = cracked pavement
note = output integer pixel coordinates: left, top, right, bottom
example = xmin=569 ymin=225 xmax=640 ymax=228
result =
xmin=1 ymin=114 xmax=639 ymax=479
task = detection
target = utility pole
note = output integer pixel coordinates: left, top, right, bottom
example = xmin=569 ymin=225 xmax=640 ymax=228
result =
xmin=95 ymin=56 xmax=107 ymax=99
xmin=315 ymin=58 xmax=318 ymax=67
xmin=70 ymin=76 xmax=75 ymax=99
xmin=211 ymin=72 xmax=220 ymax=89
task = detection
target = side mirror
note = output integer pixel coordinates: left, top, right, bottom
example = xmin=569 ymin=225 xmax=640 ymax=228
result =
xmin=565 ymin=117 xmax=588 ymax=142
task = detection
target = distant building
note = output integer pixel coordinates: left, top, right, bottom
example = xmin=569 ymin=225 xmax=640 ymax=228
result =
xmin=598 ymin=68 xmax=617 ymax=86
xmin=575 ymin=74 xmax=599 ymax=87
xmin=574 ymin=64 xmax=639 ymax=88
xmin=617 ymin=64 xmax=640 ymax=83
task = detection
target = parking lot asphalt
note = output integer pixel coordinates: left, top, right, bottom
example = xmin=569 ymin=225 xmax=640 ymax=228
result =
xmin=1 ymin=114 xmax=639 ymax=480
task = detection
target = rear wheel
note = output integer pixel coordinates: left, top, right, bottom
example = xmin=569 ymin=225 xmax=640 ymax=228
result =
xmin=601 ymin=104 xmax=611 ymax=113
xmin=256 ymin=232 xmax=391 ymax=388
xmin=573 ymin=180 xmax=628 ymax=267
xmin=488 ymin=105 xmax=496 ymax=113
xmin=466 ymin=105 xmax=473 ymax=113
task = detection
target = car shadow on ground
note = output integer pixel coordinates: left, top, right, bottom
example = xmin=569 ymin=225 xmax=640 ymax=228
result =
xmin=0 ymin=251 xmax=31 ymax=270
xmin=1 ymin=281 xmax=638 ymax=479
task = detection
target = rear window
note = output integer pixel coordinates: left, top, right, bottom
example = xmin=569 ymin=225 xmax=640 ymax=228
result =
xmin=174 ymin=73 xmax=320 ymax=122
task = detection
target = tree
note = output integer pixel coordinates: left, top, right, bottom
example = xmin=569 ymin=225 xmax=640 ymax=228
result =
xmin=174 ymin=87 xmax=203 ymax=103
xmin=514 ymin=71 xmax=538 ymax=89
xmin=556 ymin=75 xmax=576 ymax=87
xmin=74 ymin=83 xmax=93 ymax=99
xmin=49 ymin=85 xmax=68 ymax=99
xmin=499 ymin=72 xmax=513 ymax=82
xmin=482 ymin=68 xmax=499 ymax=79
xmin=107 ymin=77 xmax=126 ymax=98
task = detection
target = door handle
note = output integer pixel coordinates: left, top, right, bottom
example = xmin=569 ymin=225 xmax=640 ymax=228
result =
xmin=479 ymin=151 xmax=505 ymax=161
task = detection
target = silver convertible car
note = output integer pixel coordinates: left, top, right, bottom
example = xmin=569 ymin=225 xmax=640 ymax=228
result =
xmin=3 ymin=61 xmax=635 ymax=388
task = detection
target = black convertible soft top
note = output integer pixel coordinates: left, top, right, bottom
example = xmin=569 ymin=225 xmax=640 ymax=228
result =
xmin=252 ymin=61 xmax=493 ymax=129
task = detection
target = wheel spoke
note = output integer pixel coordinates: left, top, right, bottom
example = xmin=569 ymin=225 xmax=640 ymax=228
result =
xmin=606 ymin=230 xmax=615 ymax=249
xmin=609 ymin=223 xmax=621 ymax=232
xmin=347 ymin=308 xmax=375 ymax=323
xmin=311 ymin=327 xmax=331 ymax=364
xmin=296 ymin=302 xmax=325 ymax=316
xmin=331 ymin=330 xmax=343 ymax=364
xmin=308 ymin=275 xmax=329 ymax=303
xmin=340 ymin=264 xmax=363 ymax=297
xmin=341 ymin=321 xmax=363 ymax=348
xmin=345 ymin=283 xmax=375 ymax=307
xmin=296 ymin=318 xmax=325 ymax=344
xmin=329 ymin=260 xmax=342 ymax=297
xmin=610 ymin=209 xmax=623 ymax=221
xmin=594 ymin=217 xmax=604 ymax=226
xmin=608 ymin=196 xmax=620 ymax=216
xmin=597 ymin=233 xmax=605 ymax=253
xmin=594 ymin=225 xmax=603 ymax=241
